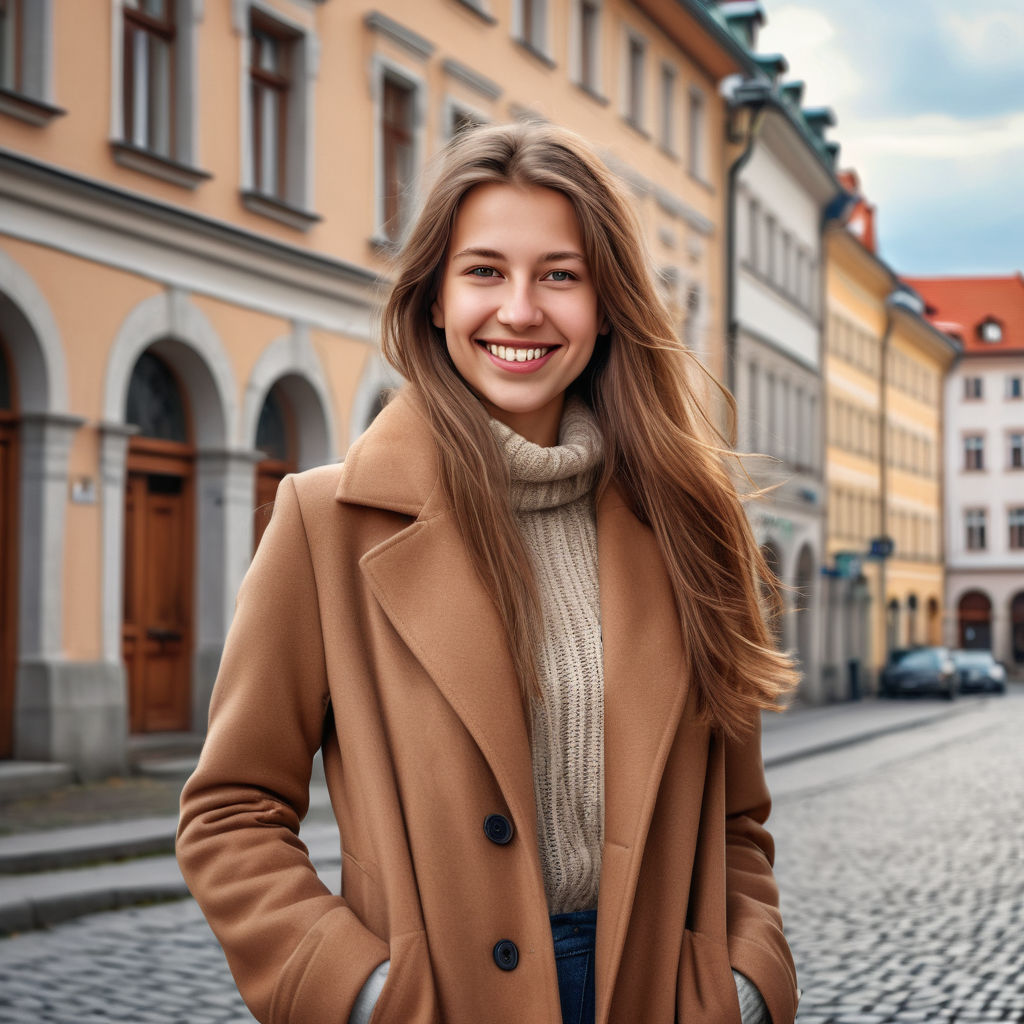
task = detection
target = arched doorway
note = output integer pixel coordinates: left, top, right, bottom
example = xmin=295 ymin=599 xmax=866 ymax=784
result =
xmin=760 ymin=542 xmax=784 ymax=647
xmin=0 ymin=340 xmax=17 ymax=758
xmin=122 ymin=350 xmax=195 ymax=733
xmin=253 ymin=380 xmax=297 ymax=552
xmin=906 ymin=593 xmax=919 ymax=647
xmin=794 ymin=544 xmax=814 ymax=674
xmin=957 ymin=590 xmax=992 ymax=650
xmin=886 ymin=598 xmax=901 ymax=657
xmin=926 ymin=597 xmax=940 ymax=645
xmin=1010 ymin=592 xmax=1024 ymax=666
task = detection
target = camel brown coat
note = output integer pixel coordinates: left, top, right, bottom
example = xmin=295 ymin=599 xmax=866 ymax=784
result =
xmin=177 ymin=390 xmax=799 ymax=1024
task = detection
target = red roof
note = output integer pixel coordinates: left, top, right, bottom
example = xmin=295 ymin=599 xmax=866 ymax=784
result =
xmin=902 ymin=274 xmax=1024 ymax=355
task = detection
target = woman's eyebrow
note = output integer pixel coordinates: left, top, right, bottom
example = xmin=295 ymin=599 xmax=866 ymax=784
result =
xmin=451 ymin=247 xmax=586 ymax=262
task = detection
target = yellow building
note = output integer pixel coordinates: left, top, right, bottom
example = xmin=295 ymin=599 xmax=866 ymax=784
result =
xmin=823 ymin=191 xmax=957 ymax=696
xmin=0 ymin=0 xmax=759 ymax=774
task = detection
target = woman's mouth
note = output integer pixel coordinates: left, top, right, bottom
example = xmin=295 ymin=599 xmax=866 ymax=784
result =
xmin=480 ymin=342 xmax=557 ymax=365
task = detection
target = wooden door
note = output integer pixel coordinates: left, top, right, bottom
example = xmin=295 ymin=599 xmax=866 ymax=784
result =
xmin=0 ymin=416 xmax=16 ymax=758
xmin=123 ymin=455 xmax=193 ymax=733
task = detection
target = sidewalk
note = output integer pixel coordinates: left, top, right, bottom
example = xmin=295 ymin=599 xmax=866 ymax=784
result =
xmin=0 ymin=694 xmax=991 ymax=935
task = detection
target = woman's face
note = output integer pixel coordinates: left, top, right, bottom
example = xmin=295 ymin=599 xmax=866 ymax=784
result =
xmin=431 ymin=183 xmax=602 ymax=447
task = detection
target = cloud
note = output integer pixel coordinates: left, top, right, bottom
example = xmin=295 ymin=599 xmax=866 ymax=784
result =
xmin=848 ymin=111 xmax=1024 ymax=161
xmin=942 ymin=8 xmax=1024 ymax=70
xmin=756 ymin=5 xmax=863 ymax=109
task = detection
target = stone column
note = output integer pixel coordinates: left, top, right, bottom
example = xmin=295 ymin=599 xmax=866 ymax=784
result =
xmin=191 ymin=447 xmax=261 ymax=731
xmin=13 ymin=413 xmax=128 ymax=779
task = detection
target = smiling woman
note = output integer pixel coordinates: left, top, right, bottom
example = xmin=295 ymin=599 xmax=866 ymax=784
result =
xmin=178 ymin=122 xmax=800 ymax=1024
xmin=431 ymin=184 xmax=602 ymax=445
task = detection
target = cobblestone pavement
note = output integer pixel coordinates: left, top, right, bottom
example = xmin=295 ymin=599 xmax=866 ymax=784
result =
xmin=0 ymin=695 xmax=1021 ymax=1023
xmin=773 ymin=693 xmax=1024 ymax=1024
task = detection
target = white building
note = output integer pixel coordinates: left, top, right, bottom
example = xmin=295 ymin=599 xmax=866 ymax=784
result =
xmin=722 ymin=30 xmax=846 ymax=701
xmin=908 ymin=275 xmax=1024 ymax=673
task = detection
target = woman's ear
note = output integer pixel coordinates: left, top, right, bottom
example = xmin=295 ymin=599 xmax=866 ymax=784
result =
xmin=431 ymin=298 xmax=445 ymax=329
xmin=599 ymin=314 xmax=611 ymax=336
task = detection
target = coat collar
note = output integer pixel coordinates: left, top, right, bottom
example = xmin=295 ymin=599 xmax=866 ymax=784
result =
xmin=341 ymin=387 xmax=701 ymax=1021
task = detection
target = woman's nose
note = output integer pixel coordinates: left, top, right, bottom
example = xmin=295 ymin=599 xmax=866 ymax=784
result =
xmin=497 ymin=283 xmax=543 ymax=330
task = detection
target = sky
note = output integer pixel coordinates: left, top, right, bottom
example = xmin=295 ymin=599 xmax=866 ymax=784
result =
xmin=756 ymin=0 xmax=1024 ymax=277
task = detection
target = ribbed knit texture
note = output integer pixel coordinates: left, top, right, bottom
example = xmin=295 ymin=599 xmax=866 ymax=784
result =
xmin=489 ymin=400 xmax=604 ymax=915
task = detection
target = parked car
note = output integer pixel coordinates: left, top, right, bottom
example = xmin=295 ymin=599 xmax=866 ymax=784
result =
xmin=880 ymin=646 xmax=957 ymax=700
xmin=950 ymin=649 xmax=1007 ymax=694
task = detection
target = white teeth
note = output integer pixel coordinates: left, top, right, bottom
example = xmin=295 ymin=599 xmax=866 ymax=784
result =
xmin=486 ymin=344 xmax=550 ymax=362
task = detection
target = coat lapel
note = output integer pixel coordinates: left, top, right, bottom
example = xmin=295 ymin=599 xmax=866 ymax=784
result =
xmin=338 ymin=391 xmax=538 ymax=860
xmin=595 ymin=484 xmax=694 ymax=1021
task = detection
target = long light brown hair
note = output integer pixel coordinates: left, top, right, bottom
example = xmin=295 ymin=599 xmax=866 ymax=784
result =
xmin=381 ymin=121 xmax=796 ymax=738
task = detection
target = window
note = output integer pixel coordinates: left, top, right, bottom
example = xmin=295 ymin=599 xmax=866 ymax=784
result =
xmin=381 ymin=73 xmax=417 ymax=243
xmin=747 ymin=197 xmax=759 ymax=268
xmin=1010 ymin=508 xmax=1024 ymax=550
xmin=682 ymin=284 xmax=701 ymax=355
xmin=516 ymin=0 xmax=549 ymax=57
xmin=122 ymin=0 xmax=177 ymax=158
xmin=1007 ymin=376 xmax=1023 ymax=400
xmin=0 ymin=0 xmax=58 ymax=123
xmin=659 ymin=62 xmax=676 ymax=153
xmin=687 ymin=85 xmax=706 ymax=180
xmin=748 ymin=361 xmax=759 ymax=451
xmin=978 ymin=318 xmax=1003 ymax=343
xmin=965 ymin=509 xmax=987 ymax=551
xmin=1010 ymin=433 xmax=1024 ymax=470
xmin=249 ymin=13 xmax=295 ymax=200
xmin=765 ymin=215 xmax=777 ymax=282
xmin=963 ymin=435 xmax=985 ymax=471
xmin=781 ymin=232 xmax=792 ymax=294
xmin=963 ymin=376 xmax=983 ymax=400
xmin=447 ymin=103 xmax=484 ymax=139
xmin=0 ymin=0 xmax=21 ymax=92
xmin=575 ymin=0 xmax=601 ymax=94
xmin=240 ymin=6 xmax=317 ymax=224
xmin=624 ymin=34 xmax=645 ymax=129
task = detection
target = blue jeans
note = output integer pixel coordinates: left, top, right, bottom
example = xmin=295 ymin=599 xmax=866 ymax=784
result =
xmin=550 ymin=908 xmax=597 ymax=1024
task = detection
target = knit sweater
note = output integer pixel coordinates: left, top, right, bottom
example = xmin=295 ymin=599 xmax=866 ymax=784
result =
xmin=489 ymin=400 xmax=605 ymax=916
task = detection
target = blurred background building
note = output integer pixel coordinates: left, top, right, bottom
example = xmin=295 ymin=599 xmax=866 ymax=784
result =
xmin=0 ymin=0 xmax=1015 ymax=778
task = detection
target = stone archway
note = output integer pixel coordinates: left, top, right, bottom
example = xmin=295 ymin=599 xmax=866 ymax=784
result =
xmin=957 ymin=590 xmax=992 ymax=650
xmin=104 ymin=291 xmax=238 ymax=733
xmin=0 ymin=253 xmax=88 ymax=768
xmin=1009 ymin=592 xmax=1024 ymax=666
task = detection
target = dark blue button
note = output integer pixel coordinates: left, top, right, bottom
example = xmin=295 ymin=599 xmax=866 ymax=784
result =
xmin=483 ymin=814 xmax=514 ymax=845
xmin=493 ymin=939 xmax=519 ymax=971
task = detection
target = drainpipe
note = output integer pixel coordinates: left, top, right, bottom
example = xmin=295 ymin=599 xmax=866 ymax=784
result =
xmin=724 ymin=79 xmax=770 ymax=397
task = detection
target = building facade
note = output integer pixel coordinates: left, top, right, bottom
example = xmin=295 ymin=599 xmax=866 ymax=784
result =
xmin=907 ymin=275 xmax=1024 ymax=672
xmin=720 ymin=22 xmax=845 ymax=702
xmin=0 ymin=0 xmax=762 ymax=774
xmin=822 ymin=189 xmax=957 ymax=695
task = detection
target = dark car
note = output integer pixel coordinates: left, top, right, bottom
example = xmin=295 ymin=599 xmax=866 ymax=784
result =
xmin=880 ymin=646 xmax=956 ymax=700
xmin=950 ymin=649 xmax=1007 ymax=694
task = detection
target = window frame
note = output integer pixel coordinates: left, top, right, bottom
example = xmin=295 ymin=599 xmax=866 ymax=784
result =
xmin=963 ymin=376 xmax=983 ymax=401
xmin=238 ymin=1 xmax=320 ymax=228
xmin=514 ymin=0 xmax=551 ymax=62
xmin=371 ymin=55 xmax=424 ymax=249
xmin=1009 ymin=432 xmax=1024 ymax=470
xmin=622 ymin=29 xmax=646 ymax=132
xmin=686 ymin=83 xmax=708 ymax=183
xmin=0 ymin=0 xmax=61 ymax=125
xmin=963 ymin=434 xmax=985 ymax=472
xmin=571 ymin=0 xmax=603 ymax=98
xmin=658 ymin=60 xmax=676 ymax=155
xmin=965 ymin=508 xmax=987 ymax=552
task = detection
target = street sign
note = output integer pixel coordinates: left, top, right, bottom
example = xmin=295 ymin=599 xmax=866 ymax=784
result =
xmin=834 ymin=552 xmax=861 ymax=579
xmin=869 ymin=536 xmax=895 ymax=559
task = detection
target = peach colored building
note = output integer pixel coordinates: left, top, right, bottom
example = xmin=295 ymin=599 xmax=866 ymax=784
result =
xmin=0 ymin=0 xmax=760 ymax=775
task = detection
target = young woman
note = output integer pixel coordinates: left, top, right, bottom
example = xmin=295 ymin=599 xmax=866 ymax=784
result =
xmin=178 ymin=121 xmax=799 ymax=1024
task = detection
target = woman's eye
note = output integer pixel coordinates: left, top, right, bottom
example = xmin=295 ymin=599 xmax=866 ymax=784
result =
xmin=546 ymin=270 xmax=575 ymax=282
xmin=469 ymin=267 xmax=500 ymax=278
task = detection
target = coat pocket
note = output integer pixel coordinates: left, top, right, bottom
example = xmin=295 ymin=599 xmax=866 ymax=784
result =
xmin=676 ymin=929 xmax=742 ymax=1024
xmin=365 ymin=929 xmax=440 ymax=1024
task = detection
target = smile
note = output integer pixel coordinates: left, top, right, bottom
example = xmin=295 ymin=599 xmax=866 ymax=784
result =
xmin=482 ymin=343 xmax=556 ymax=363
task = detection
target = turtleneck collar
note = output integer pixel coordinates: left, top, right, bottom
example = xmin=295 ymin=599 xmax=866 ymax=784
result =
xmin=488 ymin=399 xmax=604 ymax=513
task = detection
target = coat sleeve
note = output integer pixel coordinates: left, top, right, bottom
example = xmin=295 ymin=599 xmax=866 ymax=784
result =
xmin=723 ymin=714 xmax=800 ymax=1024
xmin=176 ymin=475 xmax=390 ymax=1024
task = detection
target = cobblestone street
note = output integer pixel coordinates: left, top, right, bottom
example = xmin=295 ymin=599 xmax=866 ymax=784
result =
xmin=1 ymin=694 xmax=1022 ymax=1023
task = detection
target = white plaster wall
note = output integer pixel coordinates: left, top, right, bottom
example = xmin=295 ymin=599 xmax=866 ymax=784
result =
xmin=945 ymin=358 xmax=1024 ymax=569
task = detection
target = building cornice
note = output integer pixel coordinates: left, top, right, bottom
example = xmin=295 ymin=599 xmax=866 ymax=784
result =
xmin=0 ymin=149 xmax=380 ymax=333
